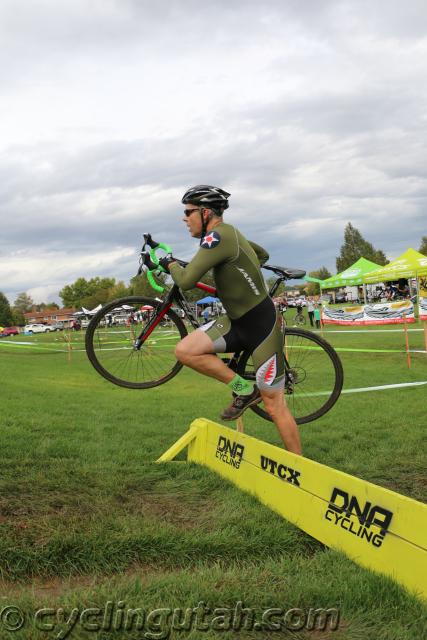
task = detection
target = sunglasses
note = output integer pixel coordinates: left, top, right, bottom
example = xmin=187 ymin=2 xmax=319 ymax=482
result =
xmin=184 ymin=208 xmax=201 ymax=217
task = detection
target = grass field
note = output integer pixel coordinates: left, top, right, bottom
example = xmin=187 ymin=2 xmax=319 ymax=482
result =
xmin=0 ymin=319 xmax=426 ymax=639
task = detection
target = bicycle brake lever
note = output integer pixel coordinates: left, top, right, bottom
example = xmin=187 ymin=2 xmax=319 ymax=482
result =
xmin=143 ymin=233 xmax=159 ymax=249
xmin=136 ymin=250 xmax=153 ymax=277
xmin=144 ymin=250 xmax=161 ymax=272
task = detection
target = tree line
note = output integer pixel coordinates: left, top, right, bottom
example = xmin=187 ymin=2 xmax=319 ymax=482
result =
xmin=1 ymin=225 xmax=426 ymax=325
xmin=0 ymin=273 xmax=160 ymax=326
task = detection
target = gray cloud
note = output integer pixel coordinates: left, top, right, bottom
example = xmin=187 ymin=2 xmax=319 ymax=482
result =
xmin=0 ymin=0 xmax=426 ymax=303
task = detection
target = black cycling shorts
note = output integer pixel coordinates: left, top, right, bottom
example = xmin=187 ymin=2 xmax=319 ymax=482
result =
xmin=199 ymin=296 xmax=285 ymax=391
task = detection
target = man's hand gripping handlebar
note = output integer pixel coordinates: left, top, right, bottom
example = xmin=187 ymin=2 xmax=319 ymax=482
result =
xmin=137 ymin=233 xmax=185 ymax=293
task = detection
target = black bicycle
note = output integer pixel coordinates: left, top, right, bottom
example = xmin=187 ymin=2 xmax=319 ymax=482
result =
xmin=85 ymin=234 xmax=343 ymax=424
xmin=292 ymin=307 xmax=306 ymax=326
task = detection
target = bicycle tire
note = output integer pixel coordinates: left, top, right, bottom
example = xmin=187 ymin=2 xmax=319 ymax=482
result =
xmin=293 ymin=313 xmax=306 ymax=326
xmin=236 ymin=327 xmax=343 ymax=424
xmin=85 ymin=296 xmax=187 ymax=389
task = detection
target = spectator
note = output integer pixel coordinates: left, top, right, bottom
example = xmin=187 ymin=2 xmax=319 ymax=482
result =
xmin=386 ymin=284 xmax=398 ymax=300
xmin=307 ymin=297 xmax=315 ymax=327
xmin=397 ymin=279 xmax=409 ymax=298
xmin=71 ymin=319 xmax=81 ymax=331
xmin=202 ymin=306 xmax=210 ymax=324
xmin=313 ymin=302 xmax=321 ymax=329
xmin=273 ymin=295 xmax=287 ymax=314
xmin=279 ymin=298 xmax=287 ymax=314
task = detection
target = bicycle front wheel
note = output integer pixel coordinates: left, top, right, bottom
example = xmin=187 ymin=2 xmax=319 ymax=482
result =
xmin=85 ymin=296 xmax=187 ymax=389
xmin=237 ymin=327 xmax=343 ymax=424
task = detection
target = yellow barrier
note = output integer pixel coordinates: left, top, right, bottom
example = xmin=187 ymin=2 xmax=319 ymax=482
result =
xmin=158 ymin=419 xmax=427 ymax=600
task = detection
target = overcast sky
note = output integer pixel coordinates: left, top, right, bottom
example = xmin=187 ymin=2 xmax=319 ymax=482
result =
xmin=1 ymin=0 xmax=426 ymax=304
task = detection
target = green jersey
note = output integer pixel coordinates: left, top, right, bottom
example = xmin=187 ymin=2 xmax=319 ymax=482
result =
xmin=169 ymin=222 xmax=269 ymax=319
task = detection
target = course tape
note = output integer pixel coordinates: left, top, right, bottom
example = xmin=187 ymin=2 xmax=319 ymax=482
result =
xmin=289 ymin=344 xmax=426 ymax=354
xmin=305 ymin=381 xmax=427 ymax=397
xmin=0 ymin=341 xmax=68 ymax=352
xmin=330 ymin=347 xmax=426 ymax=354
xmin=342 ymin=381 xmax=427 ymax=393
xmin=321 ymin=328 xmax=424 ymax=333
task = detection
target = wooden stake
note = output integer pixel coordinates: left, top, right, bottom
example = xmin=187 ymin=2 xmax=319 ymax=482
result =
xmin=236 ymin=417 xmax=244 ymax=433
xmin=63 ymin=330 xmax=72 ymax=362
xmin=403 ymin=314 xmax=411 ymax=369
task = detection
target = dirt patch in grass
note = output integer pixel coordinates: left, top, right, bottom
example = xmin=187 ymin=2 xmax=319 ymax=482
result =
xmin=112 ymin=484 xmax=220 ymax=531
xmin=0 ymin=563 xmax=160 ymax=599
xmin=0 ymin=485 xmax=219 ymax=534
xmin=0 ymin=574 xmax=98 ymax=599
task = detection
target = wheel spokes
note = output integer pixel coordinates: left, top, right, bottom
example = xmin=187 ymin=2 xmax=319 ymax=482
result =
xmin=89 ymin=302 xmax=184 ymax=386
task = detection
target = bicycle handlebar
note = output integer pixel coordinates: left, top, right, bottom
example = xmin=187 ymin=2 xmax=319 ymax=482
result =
xmin=138 ymin=234 xmax=173 ymax=293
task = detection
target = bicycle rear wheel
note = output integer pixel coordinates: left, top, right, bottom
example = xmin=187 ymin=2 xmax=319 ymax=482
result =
xmin=85 ymin=296 xmax=187 ymax=389
xmin=237 ymin=327 xmax=343 ymax=424
xmin=294 ymin=313 xmax=306 ymax=326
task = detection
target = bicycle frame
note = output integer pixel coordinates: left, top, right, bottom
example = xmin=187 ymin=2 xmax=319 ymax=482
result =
xmin=134 ymin=272 xmax=288 ymax=369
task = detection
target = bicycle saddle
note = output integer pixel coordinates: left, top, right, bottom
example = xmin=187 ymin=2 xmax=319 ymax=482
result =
xmin=263 ymin=264 xmax=306 ymax=280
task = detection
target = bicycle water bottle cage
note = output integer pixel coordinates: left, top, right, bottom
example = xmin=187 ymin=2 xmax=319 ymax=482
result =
xmin=146 ymin=242 xmax=173 ymax=293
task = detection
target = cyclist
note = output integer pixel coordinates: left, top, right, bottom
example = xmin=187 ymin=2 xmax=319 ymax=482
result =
xmin=158 ymin=185 xmax=301 ymax=454
xmin=274 ymin=294 xmax=288 ymax=315
xmin=293 ymin=300 xmax=305 ymax=326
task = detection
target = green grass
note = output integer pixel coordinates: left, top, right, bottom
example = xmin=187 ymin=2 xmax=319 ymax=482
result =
xmin=0 ymin=325 xmax=426 ymax=639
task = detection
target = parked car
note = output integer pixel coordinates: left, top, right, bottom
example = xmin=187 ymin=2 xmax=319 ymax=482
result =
xmin=24 ymin=323 xmax=52 ymax=334
xmin=50 ymin=322 xmax=65 ymax=331
xmin=0 ymin=326 xmax=19 ymax=337
xmin=287 ymin=298 xmax=306 ymax=308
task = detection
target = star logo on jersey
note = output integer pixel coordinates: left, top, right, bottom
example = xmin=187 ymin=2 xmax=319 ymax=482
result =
xmin=201 ymin=231 xmax=221 ymax=249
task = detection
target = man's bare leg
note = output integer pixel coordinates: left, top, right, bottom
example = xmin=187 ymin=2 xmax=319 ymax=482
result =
xmin=175 ymin=330 xmax=235 ymax=383
xmin=260 ymin=388 xmax=302 ymax=455
xmin=175 ymin=332 xmax=301 ymax=453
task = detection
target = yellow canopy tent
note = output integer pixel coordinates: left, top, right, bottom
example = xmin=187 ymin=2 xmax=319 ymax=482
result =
xmin=363 ymin=248 xmax=427 ymax=283
xmin=363 ymin=248 xmax=427 ymax=359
